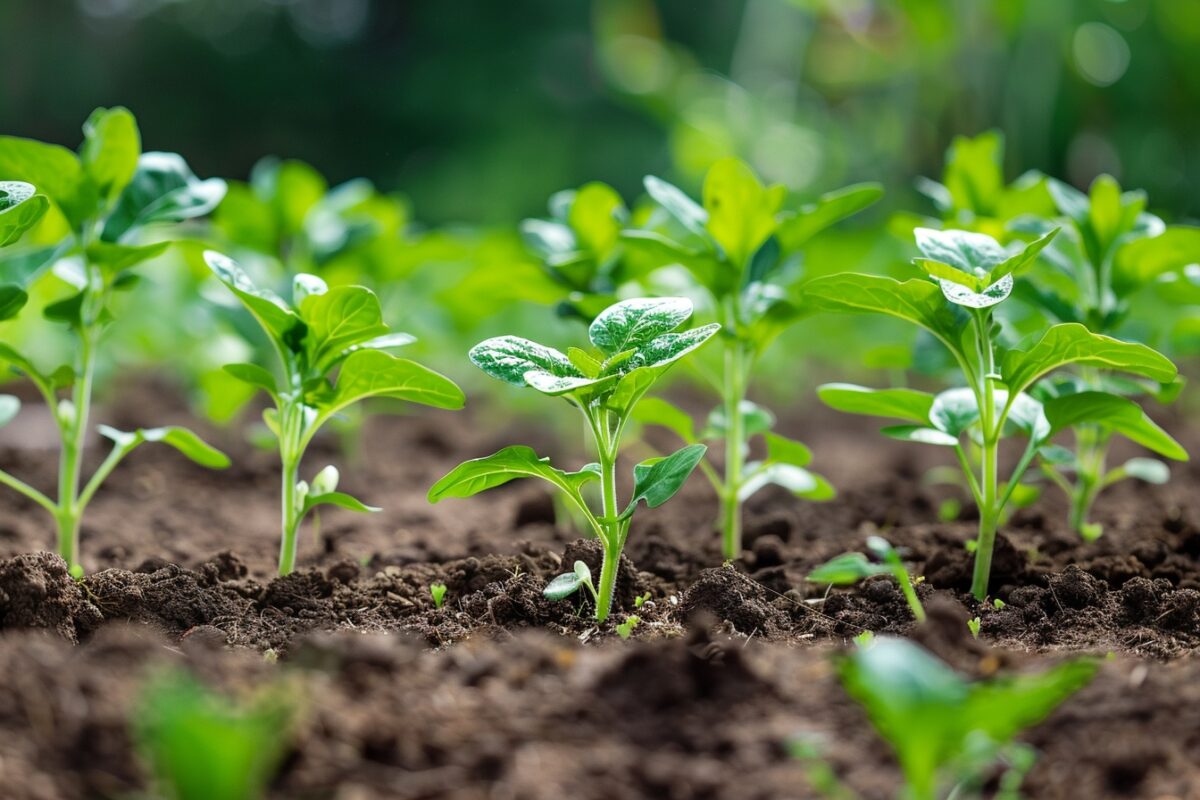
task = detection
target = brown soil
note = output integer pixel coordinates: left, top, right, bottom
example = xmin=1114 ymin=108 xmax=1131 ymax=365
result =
xmin=1 ymin=380 xmax=1199 ymax=798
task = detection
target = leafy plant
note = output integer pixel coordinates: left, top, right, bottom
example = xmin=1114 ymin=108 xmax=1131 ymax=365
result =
xmin=134 ymin=670 xmax=295 ymax=800
xmin=627 ymin=158 xmax=880 ymax=559
xmin=0 ymin=108 xmax=230 ymax=573
xmin=204 ymin=250 xmax=464 ymax=575
xmin=806 ymin=227 xmax=1180 ymax=599
xmin=1012 ymin=175 xmax=1194 ymax=538
xmin=838 ymin=637 xmax=1095 ymax=800
xmin=808 ymin=536 xmax=926 ymax=623
xmin=430 ymin=582 xmax=447 ymax=609
xmin=428 ymin=297 xmax=719 ymax=622
xmin=615 ymin=614 xmax=640 ymax=639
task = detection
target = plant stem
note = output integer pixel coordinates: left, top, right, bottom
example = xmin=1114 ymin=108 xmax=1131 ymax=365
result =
xmin=277 ymin=397 xmax=305 ymax=576
xmin=896 ymin=569 xmax=926 ymax=623
xmin=970 ymin=311 xmax=999 ymax=601
xmin=721 ymin=336 xmax=747 ymax=560
xmin=55 ymin=322 xmax=98 ymax=572
xmin=593 ymin=414 xmax=621 ymax=623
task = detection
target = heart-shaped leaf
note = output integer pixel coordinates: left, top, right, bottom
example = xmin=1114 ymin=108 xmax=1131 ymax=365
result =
xmin=588 ymin=297 xmax=693 ymax=355
xmin=818 ymin=384 xmax=936 ymax=425
xmin=428 ymin=445 xmax=600 ymax=503
xmin=622 ymin=443 xmax=707 ymax=516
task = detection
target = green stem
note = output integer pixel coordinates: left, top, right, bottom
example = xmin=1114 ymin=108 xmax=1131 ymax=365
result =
xmin=278 ymin=396 xmax=306 ymax=576
xmin=55 ymin=323 xmax=98 ymax=572
xmin=970 ymin=311 xmax=999 ymax=601
xmin=594 ymin=416 xmax=621 ymax=623
xmin=896 ymin=568 xmax=926 ymax=623
xmin=721 ymin=337 xmax=747 ymax=560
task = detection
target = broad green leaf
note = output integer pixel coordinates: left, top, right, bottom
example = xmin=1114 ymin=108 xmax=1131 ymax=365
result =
xmin=764 ymin=432 xmax=812 ymax=467
xmin=0 ymin=395 xmax=19 ymax=428
xmin=428 ymin=445 xmax=599 ymax=503
xmin=328 ymin=350 xmax=464 ymax=413
xmin=103 ymin=152 xmax=226 ymax=242
xmin=204 ymin=251 xmax=303 ymax=347
xmin=942 ymin=131 xmax=1004 ymax=214
xmin=776 ymin=182 xmax=883 ymax=252
xmin=631 ymin=396 xmax=696 ymax=443
xmin=644 ymin=174 xmax=708 ymax=236
xmin=300 ymin=285 xmax=388 ymax=369
xmin=0 ymin=135 xmax=96 ymax=228
xmin=0 ymin=182 xmax=49 ymax=247
xmin=739 ymin=463 xmax=834 ymax=502
xmin=223 ymin=363 xmax=278 ymax=397
xmin=802 ymin=274 xmax=966 ymax=354
xmin=588 ymin=297 xmax=693 ymax=355
xmin=702 ymin=158 xmax=785 ymax=269
xmin=80 ymin=107 xmax=140 ymax=203
xmin=882 ymin=426 xmax=959 ymax=446
xmin=623 ymin=444 xmax=707 ymax=516
xmin=568 ymin=182 xmax=624 ymax=255
xmin=543 ymin=571 xmax=585 ymax=601
xmin=302 ymin=491 xmax=380 ymax=516
xmin=961 ymin=659 xmax=1098 ymax=746
xmin=1113 ymin=226 xmax=1200 ymax=298
xmin=817 ymin=384 xmax=935 ymax=425
xmin=1001 ymin=323 xmax=1177 ymax=396
xmin=85 ymin=241 xmax=170 ymax=274
xmin=628 ymin=323 xmax=720 ymax=370
xmin=914 ymin=227 xmax=1009 ymax=274
xmin=929 ymin=388 xmax=979 ymax=436
xmin=937 ymin=272 xmax=1013 ymax=309
xmin=702 ymin=400 xmax=775 ymax=441
xmin=1120 ymin=458 xmax=1170 ymax=484
xmin=523 ymin=371 xmax=617 ymax=397
xmin=1043 ymin=391 xmax=1187 ymax=460
xmin=469 ymin=335 xmax=578 ymax=386
xmin=807 ymin=553 xmax=889 ymax=585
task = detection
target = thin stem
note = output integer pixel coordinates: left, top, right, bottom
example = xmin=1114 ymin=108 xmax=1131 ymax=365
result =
xmin=896 ymin=568 xmax=926 ymax=623
xmin=277 ymin=396 xmax=306 ymax=576
xmin=970 ymin=311 xmax=999 ymax=601
xmin=0 ymin=468 xmax=57 ymax=514
xmin=721 ymin=336 xmax=747 ymax=560
xmin=55 ymin=320 xmax=99 ymax=571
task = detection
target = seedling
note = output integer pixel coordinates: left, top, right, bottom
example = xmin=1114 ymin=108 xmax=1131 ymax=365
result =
xmin=0 ymin=108 xmax=230 ymax=573
xmin=968 ymin=617 xmax=982 ymax=639
xmin=429 ymin=297 xmax=718 ymax=622
xmin=1013 ymin=175 xmax=1193 ymax=538
xmin=837 ymin=637 xmax=1096 ymax=800
xmin=204 ymin=250 xmax=464 ymax=575
xmin=806 ymin=227 xmax=1179 ymax=599
xmin=615 ymin=615 xmax=640 ymax=639
xmin=627 ymin=158 xmax=880 ymax=558
xmin=807 ymin=536 xmax=926 ymax=623
xmin=634 ymin=591 xmax=650 ymax=608
xmin=134 ymin=670 xmax=295 ymax=800
xmin=430 ymin=582 xmax=447 ymax=609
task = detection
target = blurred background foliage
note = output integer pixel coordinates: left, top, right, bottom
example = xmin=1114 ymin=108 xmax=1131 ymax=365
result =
xmin=3 ymin=0 xmax=1199 ymax=426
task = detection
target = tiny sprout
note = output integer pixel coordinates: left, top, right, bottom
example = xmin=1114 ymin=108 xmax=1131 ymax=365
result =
xmin=993 ymin=598 xmax=1006 ymax=609
xmin=853 ymin=630 xmax=875 ymax=649
xmin=807 ymin=536 xmax=926 ymax=623
xmin=311 ymin=465 xmax=339 ymax=495
xmin=430 ymin=582 xmax=447 ymax=609
xmin=616 ymin=615 xmax=640 ymax=640
xmin=634 ymin=591 xmax=651 ymax=608
xmin=968 ymin=617 xmax=981 ymax=639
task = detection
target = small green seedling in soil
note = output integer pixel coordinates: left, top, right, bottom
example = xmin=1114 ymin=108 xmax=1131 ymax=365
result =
xmin=615 ymin=615 xmax=640 ymax=639
xmin=807 ymin=536 xmax=926 ymax=623
xmin=429 ymin=296 xmax=719 ymax=622
xmin=968 ymin=617 xmax=982 ymax=639
xmin=837 ymin=636 xmax=1096 ymax=800
xmin=993 ymin=598 xmax=1006 ymax=609
xmin=0 ymin=108 xmax=231 ymax=573
xmin=634 ymin=591 xmax=651 ymax=608
xmin=134 ymin=670 xmax=295 ymax=800
xmin=852 ymin=630 xmax=876 ymax=649
xmin=430 ymin=582 xmax=448 ymax=609
xmin=204 ymin=250 xmax=464 ymax=575
xmin=628 ymin=158 xmax=880 ymax=559
xmin=806 ymin=226 xmax=1179 ymax=599
xmin=1013 ymin=175 xmax=1193 ymax=539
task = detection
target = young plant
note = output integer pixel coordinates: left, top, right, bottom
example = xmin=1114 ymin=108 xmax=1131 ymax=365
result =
xmin=429 ymin=582 xmax=447 ymax=609
xmin=807 ymin=536 xmax=926 ymax=623
xmin=626 ymin=158 xmax=881 ymax=559
xmin=204 ymin=251 xmax=464 ymax=575
xmin=836 ymin=637 xmax=1096 ymax=800
xmin=1013 ymin=175 xmax=1194 ymax=538
xmin=0 ymin=108 xmax=230 ymax=573
xmin=428 ymin=297 xmax=719 ymax=622
xmin=806 ymin=227 xmax=1179 ymax=599
xmin=134 ymin=670 xmax=295 ymax=800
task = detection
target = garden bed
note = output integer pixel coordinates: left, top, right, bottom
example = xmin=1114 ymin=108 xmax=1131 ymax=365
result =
xmin=1 ymin=385 xmax=1198 ymax=798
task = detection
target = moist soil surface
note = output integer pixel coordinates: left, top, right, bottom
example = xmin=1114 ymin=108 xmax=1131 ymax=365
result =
xmin=1 ymin=380 xmax=1199 ymax=799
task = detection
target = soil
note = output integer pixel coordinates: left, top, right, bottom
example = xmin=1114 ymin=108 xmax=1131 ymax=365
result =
xmin=1 ymin=378 xmax=1199 ymax=798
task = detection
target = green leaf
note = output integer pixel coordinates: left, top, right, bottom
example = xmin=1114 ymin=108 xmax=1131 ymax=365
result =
xmin=644 ymin=174 xmax=708 ymax=236
xmin=327 ymin=350 xmax=465 ymax=414
xmin=1120 ymin=458 xmax=1170 ymax=484
xmin=85 ymin=241 xmax=170 ymax=274
xmin=914 ymin=227 xmax=1010 ymax=274
xmin=960 ymin=659 xmax=1098 ymax=746
xmin=1113 ymin=226 xmax=1200 ymax=298
xmin=543 ymin=571 xmax=585 ymax=601
xmin=300 ymin=285 xmax=389 ymax=369
xmin=929 ymin=388 xmax=980 ymax=436
xmin=568 ymin=182 xmax=624 ymax=255
xmin=1043 ymin=391 xmax=1187 ymax=460
xmin=302 ymin=491 xmax=380 ymax=516
xmin=739 ymin=463 xmax=834 ymax=502
xmin=942 ymin=131 xmax=1004 ymax=214
xmin=204 ymin=251 xmax=303 ymax=347
xmin=776 ymin=182 xmax=883 ymax=252
xmin=567 ymin=346 xmax=603 ymax=378
xmin=99 ymin=424 xmax=231 ymax=468
xmin=618 ymin=230 xmax=723 ymax=291
xmin=588 ymin=297 xmax=694 ymax=355
xmin=881 ymin=426 xmax=960 ymax=446
xmin=469 ymin=335 xmax=579 ymax=387
xmin=428 ymin=445 xmax=600 ymax=503
xmin=0 ymin=135 xmax=96 ymax=228
xmin=628 ymin=323 xmax=720 ymax=370
xmin=1001 ymin=323 xmax=1177 ymax=396
xmin=103 ymin=152 xmax=226 ymax=242
xmin=44 ymin=291 xmax=85 ymax=326
xmin=0 ymin=182 xmax=49 ymax=247
xmin=223 ymin=363 xmax=278 ymax=397
xmin=702 ymin=158 xmax=786 ymax=270
xmin=764 ymin=432 xmax=812 ymax=467
xmin=0 ymin=394 xmax=20 ymax=428
xmin=344 ymin=332 xmax=416 ymax=354
xmin=631 ymin=396 xmax=697 ymax=444
xmin=702 ymin=400 xmax=775 ymax=441
xmin=80 ymin=106 xmax=141 ymax=204
xmin=623 ymin=443 xmax=707 ymax=516
xmin=817 ymin=384 xmax=936 ymax=424
xmin=807 ymin=553 xmax=888 ymax=585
